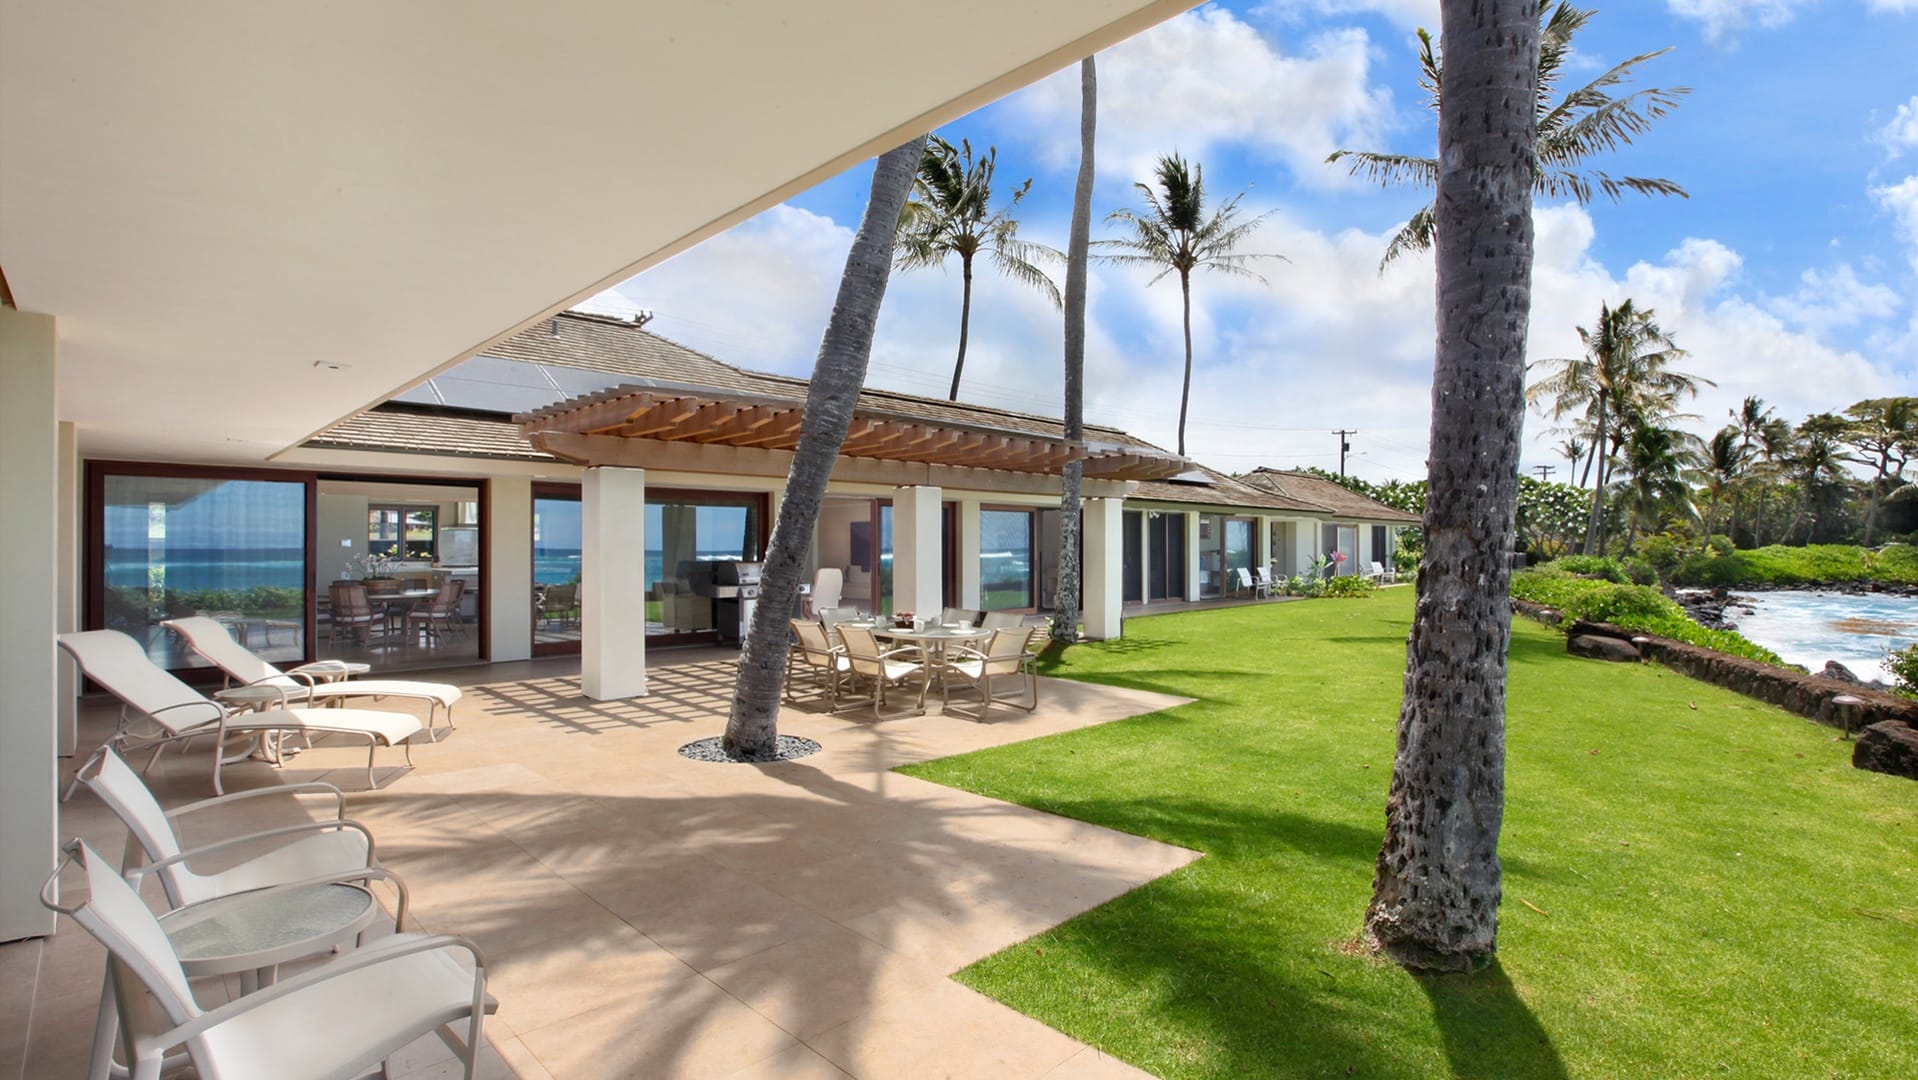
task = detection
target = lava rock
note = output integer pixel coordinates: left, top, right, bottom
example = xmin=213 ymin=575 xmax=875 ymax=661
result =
xmin=1853 ymin=721 xmax=1918 ymax=781
xmin=1821 ymin=660 xmax=1865 ymax=684
xmin=1569 ymin=634 xmax=1641 ymax=662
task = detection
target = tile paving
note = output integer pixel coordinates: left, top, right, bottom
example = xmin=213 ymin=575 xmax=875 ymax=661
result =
xmin=7 ymin=648 xmax=1198 ymax=1079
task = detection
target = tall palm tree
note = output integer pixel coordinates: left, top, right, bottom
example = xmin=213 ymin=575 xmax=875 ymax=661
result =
xmin=1526 ymin=299 xmax=1709 ymax=554
xmin=1329 ymin=2 xmax=1688 ymax=267
xmin=725 ymin=136 xmax=925 ymax=760
xmin=1366 ymin=0 xmax=1537 ymax=974
xmin=895 ymin=136 xmax=1061 ymax=401
xmin=1102 ymin=153 xmax=1276 ymax=456
xmin=1052 ymin=57 xmax=1096 ymax=646
xmin=1558 ymin=434 xmax=1589 ymax=488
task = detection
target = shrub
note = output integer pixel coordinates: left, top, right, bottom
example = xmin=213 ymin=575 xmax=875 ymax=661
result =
xmin=1887 ymin=643 xmax=1918 ymax=701
xmin=1665 ymin=543 xmax=1918 ymax=587
xmin=1551 ymin=555 xmax=1628 ymax=582
xmin=1510 ymin=567 xmax=1782 ymax=664
xmin=1321 ymin=575 xmax=1376 ymax=598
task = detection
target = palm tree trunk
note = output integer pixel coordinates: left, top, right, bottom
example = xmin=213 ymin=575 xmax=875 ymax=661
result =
xmin=1177 ymin=268 xmax=1194 ymax=458
xmin=948 ymin=255 xmax=975 ymax=400
xmin=725 ymin=137 xmax=924 ymax=758
xmin=1365 ymin=0 xmax=1536 ymax=974
xmin=1052 ymin=57 xmax=1095 ymax=646
xmin=1581 ymin=395 xmax=1608 ymax=554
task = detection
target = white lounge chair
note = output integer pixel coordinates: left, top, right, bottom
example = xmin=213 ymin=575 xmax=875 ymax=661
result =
xmin=43 ymin=839 xmax=491 ymax=1080
xmin=58 ymin=629 xmax=421 ymax=794
xmin=808 ymin=567 xmax=845 ymax=616
xmin=163 ymin=615 xmax=462 ymax=735
xmin=943 ymin=626 xmax=1041 ymax=718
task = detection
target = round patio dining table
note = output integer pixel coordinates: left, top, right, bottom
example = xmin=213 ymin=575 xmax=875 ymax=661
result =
xmin=864 ymin=622 xmax=993 ymax=706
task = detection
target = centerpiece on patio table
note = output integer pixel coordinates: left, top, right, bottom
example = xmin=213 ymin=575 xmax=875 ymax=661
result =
xmin=893 ymin=611 xmax=916 ymax=630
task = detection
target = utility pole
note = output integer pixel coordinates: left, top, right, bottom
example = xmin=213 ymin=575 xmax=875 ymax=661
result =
xmin=1533 ymin=465 xmax=1556 ymax=482
xmin=1333 ymin=429 xmax=1357 ymax=476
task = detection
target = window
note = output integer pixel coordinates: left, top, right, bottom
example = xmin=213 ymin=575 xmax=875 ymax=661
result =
xmin=368 ymin=505 xmax=436 ymax=559
xmin=94 ymin=468 xmax=309 ymax=668
xmin=979 ymin=508 xmax=1035 ymax=610
xmin=645 ymin=490 xmax=766 ymax=637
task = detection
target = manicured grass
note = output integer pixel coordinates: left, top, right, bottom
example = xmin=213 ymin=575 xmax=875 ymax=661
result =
xmin=898 ymin=590 xmax=1918 ymax=1079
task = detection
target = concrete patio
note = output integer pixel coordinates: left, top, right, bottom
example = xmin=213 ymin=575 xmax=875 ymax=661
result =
xmin=5 ymin=649 xmax=1200 ymax=1079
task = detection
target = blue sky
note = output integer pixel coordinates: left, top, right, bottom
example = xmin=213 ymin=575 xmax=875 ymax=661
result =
xmin=588 ymin=1 xmax=1918 ymax=483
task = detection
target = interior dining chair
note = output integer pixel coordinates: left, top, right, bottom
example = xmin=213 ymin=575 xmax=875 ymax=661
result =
xmin=43 ymin=839 xmax=492 ymax=1080
xmin=405 ymin=578 xmax=467 ymax=644
xmin=163 ymin=616 xmax=463 ymax=735
xmin=327 ymin=580 xmax=379 ymax=645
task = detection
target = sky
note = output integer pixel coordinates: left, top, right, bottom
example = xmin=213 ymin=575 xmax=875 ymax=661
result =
xmin=582 ymin=0 xmax=1918 ymax=484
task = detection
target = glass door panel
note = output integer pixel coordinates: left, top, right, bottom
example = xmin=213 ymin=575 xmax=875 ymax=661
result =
xmin=533 ymin=493 xmax=583 ymax=649
xmin=980 ymin=509 xmax=1034 ymax=610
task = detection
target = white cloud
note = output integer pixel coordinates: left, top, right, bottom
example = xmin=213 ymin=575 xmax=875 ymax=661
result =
xmin=1880 ymin=97 xmax=1918 ymax=156
xmin=1872 ymin=174 xmax=1918 ymax=265
xmin=1765 ymin=265 xmax=1902 ymax=334
xmin=587 ymin=197 xmax=1907 ymax=486
xmin=1666 ymin=0 xmax=1813 ymax=43
xmin=1866 ymin=0 xmax=1918 ymax=11
xmin=1254 ymin=0 xmax=1438 ymax=30
xmin=1003 ymin=8 xmax=1395 ymax=191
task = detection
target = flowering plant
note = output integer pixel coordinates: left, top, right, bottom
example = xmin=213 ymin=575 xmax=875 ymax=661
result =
xmin=345 ymin=552 xmax=398 ymax=580
xmin=1330 ymin=550 xmax=1348 ymax=565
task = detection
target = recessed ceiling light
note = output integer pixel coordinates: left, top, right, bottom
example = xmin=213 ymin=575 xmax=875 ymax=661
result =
xmin=313 ymin=361 xmax=352 ymax=371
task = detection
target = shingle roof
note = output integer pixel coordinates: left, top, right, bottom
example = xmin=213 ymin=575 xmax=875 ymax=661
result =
xmin=307 ymin=408 xmax=555 ymax=461
xmin=1128 ymin=464 xmax=1331 ymax=513
xmin=1239 ymin=468 xmax=1421 ymax=523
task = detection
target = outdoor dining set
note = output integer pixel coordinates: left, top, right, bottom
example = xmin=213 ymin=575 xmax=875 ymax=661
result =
xmin=45 ymin=619 xmax=492 ymax=1078
xmin=786 ymin=607 xmax=1046 ymax=720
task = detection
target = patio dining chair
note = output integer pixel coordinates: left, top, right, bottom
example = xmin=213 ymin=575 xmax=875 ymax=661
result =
xmin=833 ymin=623 xmax=927 ymax=718
xmin=785 ymin=618 xmax=849 ymax=709
xmin=940 ymin=607 xmax=984 ymax=627
xmin=43 ymin=839 xmax=492 ymax=1080
xmin=57 ymin=630 xmax=422 ymax=795
xmin=164 ymin=615 xmax=463 ymax=734
xmin=1249 ymin=567 xmax=1274 ymax=599
xmin=807 ymin=568 xmax=844 ymax=617
xmin=942 ymin=626 xmax=1041 ymax=719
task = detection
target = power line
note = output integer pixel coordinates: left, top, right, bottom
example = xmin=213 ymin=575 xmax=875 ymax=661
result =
xmin=1533 ymin=465 xmax=1557 ymax=482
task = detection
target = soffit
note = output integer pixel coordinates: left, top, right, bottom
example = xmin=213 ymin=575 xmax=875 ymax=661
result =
xmin=0 ymin=0 xmax=1197 ymax=464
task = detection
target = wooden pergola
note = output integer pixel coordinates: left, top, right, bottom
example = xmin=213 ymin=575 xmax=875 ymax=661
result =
xmin=515 ymin=384 xmax=1187 ymax=482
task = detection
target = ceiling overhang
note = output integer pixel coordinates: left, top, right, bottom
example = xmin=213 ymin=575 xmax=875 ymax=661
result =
xmin=0 ymin=0 xmax=1198 ymax=465
xmin=518 ymin=385 xmax=1188 ymax=480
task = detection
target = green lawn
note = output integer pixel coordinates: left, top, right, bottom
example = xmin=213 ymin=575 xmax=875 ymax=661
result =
xmin=898 ymin=590 xmax=1917 ymax=1079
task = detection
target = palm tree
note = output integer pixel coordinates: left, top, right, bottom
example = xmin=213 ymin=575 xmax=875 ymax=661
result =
xmin=1785 ymin=416 xmax=1852 ymax=544
xmin=724 ymin=136 xmax=925 ymax=759
xmin=1697 ymin=427 xmax=1748 ymax=537
xmin=1558 ymin=434 xmax=1589 ymax=487
xmin=1526 ymin=299 xmax=1709 ymax=554
xmin=1102 ymin=153 xmax=1276 ymax=456
xmin=1366 ymin=0 xmax=1538 ymax=974
xmin=895 ymin=137 xmax=1061 ymax=401
xmin=1839 ymin=396 xmax=1918 ymax=545
xmin=1612 ymin=423 xmax=1702 ymax=550
xmin=1329 ymin=2 xmax=1688 ymax=268
xmin=1729 ymin=396 xmax=1792 ymax=546
xmin=1052 ymin=57 xmax=1096 ymax=646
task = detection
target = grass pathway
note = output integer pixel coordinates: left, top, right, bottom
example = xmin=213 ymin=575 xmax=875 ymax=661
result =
xmin=899 ymin=589 xmax=1916 ymax=1079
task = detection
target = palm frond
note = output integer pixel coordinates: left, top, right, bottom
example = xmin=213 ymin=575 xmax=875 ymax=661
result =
xmin=1377 ymin=204 xmax=1437 ymax=268
xmin=1325 ymin=150 xmax=1439 ymax=190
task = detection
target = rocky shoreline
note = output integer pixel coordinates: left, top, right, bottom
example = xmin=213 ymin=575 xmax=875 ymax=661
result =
xmin=1666 ymin=582 xmax=1911 ymax=687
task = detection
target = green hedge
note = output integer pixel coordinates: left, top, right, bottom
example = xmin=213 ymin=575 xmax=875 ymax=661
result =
xmin=1320 ymin=575 xmax=1376 ymax=598
xmin=1667 ymin=543 xmax=1918 ymax=587
xmin=1511 ymin=567 xmax=1782 ymax=664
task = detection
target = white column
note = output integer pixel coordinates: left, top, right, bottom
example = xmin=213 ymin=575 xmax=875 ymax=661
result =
xmin=1 ymin=308 xmax=59 ymax=942
xmin=891 ymin=485 xmax=942 ymax=616
xmin=486 ymin=477 xmax=533 ymax=663
xmin=581 ymin=466 xmax=648 ymax=700
xmin=1082 ymin=497 xmax=1125 ymax=640
xmin=1184 ymin=512 xmax=1203 ymax=602
xmin=57 ymin=420 xmax=79 ymax=756
xmin=957 ymin=499 xmax=982 ymax=609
